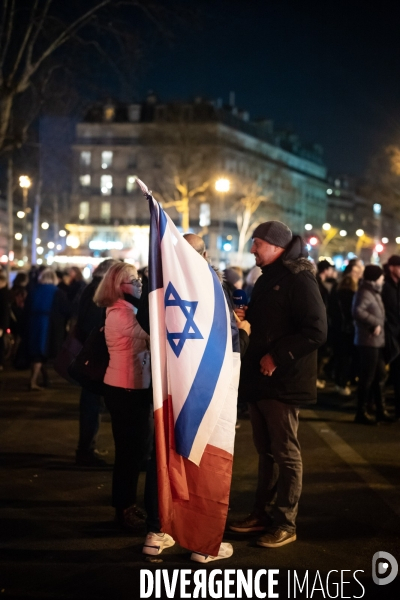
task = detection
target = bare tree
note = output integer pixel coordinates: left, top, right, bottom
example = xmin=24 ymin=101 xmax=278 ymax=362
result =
xmin=235 ymin=180 xmax=270 ymax=259
xmin=0 ymin=0 xmax=192 ymax=153
xmin=147 ymin=122 xmax=217 ymax=231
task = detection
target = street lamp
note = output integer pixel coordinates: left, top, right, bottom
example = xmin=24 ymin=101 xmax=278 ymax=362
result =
xmin=356 ymin=229 xmax=364 ymax=237
xmin=339 ymin=230 xmax=347 ymax=237
xmin=19 ymin=175 xmax=31 ymax=261
xmin=322 ymin=222 xmax=331 ymax=231
xmin=304 ymin=224 xmax=313 ymax=231
xmin=215 ymin=178 xmax=230 ymax=193
xmin=41 ymin=222 xmax=49 ymax=230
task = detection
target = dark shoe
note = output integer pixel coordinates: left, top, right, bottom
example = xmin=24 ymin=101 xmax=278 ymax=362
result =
xmin=257 ymin=528 xmax=296 ymax=548
xmin=376 ymin=412 xmax=395 ymax=424
xmin=229 ymin=511 xmax=272 ymax=533
xmin=115 ymin=505 xmax=145 ymax=530
xmin=354 ymin=412 xmax=376 ymax=425
xmin=75 ymin=450 xmax=107 ymax=467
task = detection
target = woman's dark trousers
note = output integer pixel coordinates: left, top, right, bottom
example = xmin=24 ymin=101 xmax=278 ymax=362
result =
xmin=103 ymin=385 xmax=151 ymax=509
xmin=356 ymin=347 xmax=387 ymax=418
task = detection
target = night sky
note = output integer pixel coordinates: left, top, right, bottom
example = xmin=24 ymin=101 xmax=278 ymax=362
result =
xmin=136 ymin=0 xmax=400 ymax=177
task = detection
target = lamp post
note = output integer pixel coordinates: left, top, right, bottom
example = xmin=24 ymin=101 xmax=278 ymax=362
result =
xmin=19 ymin=175 xmax=31 ymax=262
xmin=215 ymin=178 xmax=230 ymax=261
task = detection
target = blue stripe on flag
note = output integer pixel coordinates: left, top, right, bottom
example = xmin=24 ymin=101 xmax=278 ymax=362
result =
xmin=148 ymin=197 xmax=167 ymax=293
xmin=174 ymin=266 xmax=228 ymax=458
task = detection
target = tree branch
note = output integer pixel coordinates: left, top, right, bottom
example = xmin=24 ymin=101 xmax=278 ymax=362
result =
xmin=9 ymin=0 xmax=41 ymax=81
xmin=0 ymin=0 xmax=15 ymax=71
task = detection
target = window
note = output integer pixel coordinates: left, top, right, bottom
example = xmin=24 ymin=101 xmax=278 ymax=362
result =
xmin=79 ymin=201 xmax=89 ymax=221
xmin=80 ymin=151 xmax=91 ymax=166
xmin=126 ymin=176 xmax=137 ymax=193
xmin=104 ymin=105 xmax=115 ymax=122
xmin=79 ymin=174 xmax=91 ymax=187
xmin=101 ymin=202 xmax=111 ymax=222
xmin=127 ymin=154 xmax=137 ymax=168
xmin=101 ymin=175 xmax=113 ymax=195
xmin=101 ymin=151 xmax=113 ymax=169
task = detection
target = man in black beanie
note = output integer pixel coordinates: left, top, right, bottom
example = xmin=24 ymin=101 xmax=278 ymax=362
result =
xmin=382 ymin=255 xmax=400 ymax=420
xmin=229 ymin=221 xmax=327 ymax=547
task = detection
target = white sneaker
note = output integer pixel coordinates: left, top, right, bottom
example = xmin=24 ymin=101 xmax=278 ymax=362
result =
xmin=190 ymin=542 xmax=233 ymax=563
xmin=336 ymin=385 xmax=351 ymax=396
xmin=142 ymin=532 xmax=175 ymax=556
xmin=316 ymin=379 xmax=326 ymax=389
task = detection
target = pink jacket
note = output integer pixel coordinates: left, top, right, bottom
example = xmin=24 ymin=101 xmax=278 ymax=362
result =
xmin=103 ymin=299 xmax=150 ymax=389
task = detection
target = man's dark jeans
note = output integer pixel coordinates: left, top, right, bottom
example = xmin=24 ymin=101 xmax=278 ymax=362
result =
xmin=248 ymin=398 xmax=302 ymax=534
xmin=77 ymin=388 xmax=104 ymax=453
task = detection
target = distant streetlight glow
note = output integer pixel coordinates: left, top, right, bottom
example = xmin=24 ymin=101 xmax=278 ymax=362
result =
xmin=37 ymin=246 xmax=44 ymax=255
xmin=59 ymin=229 xmax=67 ymax=237
xmin=17 ymin=211 xmax=25 ymax=219
xmin=396 ymin=237 xmax=400 ymax=244
xmin=309 ymin=236 xmax=318 ymax=246
xmin=14 ymin=233 xmax=22 ymax=240
xmin=35 ymin=238 xmax=41 ymax=245
xmin=373 ymin=203 xmax=381 ymax=215
xmin=41 ymin=222 xmax=49 ymax=230
xmin=375 ymin=243 xmax=384 ymax=253
xmin=47 ymin=242 xmax=55 ymax=249
xmin=322 ymin=223 xmax=331 ymax=231
xmin=339 ymin=230 xmax=347 ymax=237
xmin=356 ymin=229 xmax=364 ymax=237
xmin=19 ymin=175 xmax=31 ymax=189
xmin=382 ymin=237 xmax=389 ymax=244
xmin=215 ymin=178 xmax=230 ymax=193
xmin=326 ymin=189 xmax=333 ymax=195
xmin=304 ymin=224 xmax=313 ymax=231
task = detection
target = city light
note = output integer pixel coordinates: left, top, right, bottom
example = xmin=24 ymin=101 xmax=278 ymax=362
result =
xmin=373 ymin=203 xmax=381 ymax=215
xmin=59 ymin=229 xmax=67 ymax=237
xmin=35 ymin=238 xmax=41 ymax=245
xmin=215 ymin=178 xmax=230 ymax=193
xmin=396 ymin=237 xmax=400 ymax=244
xmin=88 ymin=240 xmax=123 ymax=250
xmin=382 ymin=237 xmax=389 ymax=244
xmin=223 ymin=242 xmax=232 ymax=251
xmin=304 ymin=224 xmax=313 ymax=231
xmin=14 ymin=233 xmax=22 ymax=240
xmin=48 ymin=242 xmax=55 ymax=249
xmin=356 ymin=229 xmax=364 ymax=237
xmin=326 ymin=189 xmax=333 ymax=195
xmin=66 ymin=234 xmax=80 ymax=249
xmin=309 ymin=236 xmax=318 ymax=246
xmin=375 ymin=243 xmax=384 ymax=253
xmin=0 ymin=255 xmax=8 ymax=263
xmin=56 ymin=244 xmax=62 ymax=251
xmin=37 ymin=246 xmax=44 ymax=255
xmin=322 ymin=223 xmax=331 ymax=231
xmin=37 ymin=258 xmax=43 ymax=265
xmin=339 ymin=230 xmax=347 ymax=237
xmin=19 ymin=175 xmax=31 ymax=189
xmin=41 ymin=222 xmax=49 ymax=230
xmin=17 ymin=211 xmax=25 ymax=219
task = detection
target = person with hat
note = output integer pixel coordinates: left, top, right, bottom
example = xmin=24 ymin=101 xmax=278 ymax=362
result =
xmin=229 ymin=221 xmax=327 ymax=548
xmin=352 ymin=264 xmax=393 ymax=424
xmin=382 ymin=255 xmax=400 ymax=420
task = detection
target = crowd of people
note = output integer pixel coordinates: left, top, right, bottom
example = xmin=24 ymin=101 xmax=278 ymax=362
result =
xmin=1 ymin=219 xmax=400 ymax=561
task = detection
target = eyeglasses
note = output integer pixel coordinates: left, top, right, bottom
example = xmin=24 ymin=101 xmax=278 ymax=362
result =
xmin=121 ymin=278 xmax=141 ymax=285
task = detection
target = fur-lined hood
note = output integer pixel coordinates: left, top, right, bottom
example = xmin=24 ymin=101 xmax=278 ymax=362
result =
xmin=282 ymin=235 xmax=316 ymax=275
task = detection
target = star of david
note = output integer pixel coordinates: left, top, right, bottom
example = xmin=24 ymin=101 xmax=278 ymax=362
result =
xmin=164 ymin=282 xmax=203 ymax=357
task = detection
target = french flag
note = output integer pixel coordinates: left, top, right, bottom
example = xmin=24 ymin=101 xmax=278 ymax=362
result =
xmin=137 ymin=179 xmax=240 ymax=556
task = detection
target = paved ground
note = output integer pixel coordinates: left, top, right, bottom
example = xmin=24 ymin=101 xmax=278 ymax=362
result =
xmin=1 ymin=368 xmax=400 ymax=599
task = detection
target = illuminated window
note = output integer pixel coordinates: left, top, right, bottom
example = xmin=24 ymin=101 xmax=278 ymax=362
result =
xmin=104 ymin=106 xmax=115 ymax=122
xmin=80 ymin=174 xmax=91 ymax=187
xmin=101 ymin=202 xmax=111 ymax=222
xmin=80 ymin=151 xmax=91 ymax=166
xmin=101 ymin=151 xmax=113 ymax=169
xmin=79 ymin=201 xmax=89 ymax=221
xmin=126 ymin=176 xmax=137 ymax=193
xmin=199 ymin=203 xmax=210 ymax=227
xmin=101 ymin=174 xmax=113 ymax=195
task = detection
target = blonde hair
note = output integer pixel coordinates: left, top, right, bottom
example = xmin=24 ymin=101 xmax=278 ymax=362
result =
xmin=38 ymin=268 xmax=58 ymax=285
xmin=94 ymin=262 xmax=138 ymax=307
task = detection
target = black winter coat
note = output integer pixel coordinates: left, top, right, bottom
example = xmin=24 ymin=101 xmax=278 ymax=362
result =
xmin=382 ymin=276 xmax=400 ymax=341
xmin=239 ymin=237 xmax=327 ymax=405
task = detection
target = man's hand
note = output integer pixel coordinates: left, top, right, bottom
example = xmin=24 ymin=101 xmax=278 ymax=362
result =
xmin=234 ymin=307 xmax=247 ymax=321
xmin=237 ymin=319 xmax=251 ymax=336
xmin=260 ymin=354 xmax=277 ymax=377
xmin=373 ymin=325 xmax=381 ymax=336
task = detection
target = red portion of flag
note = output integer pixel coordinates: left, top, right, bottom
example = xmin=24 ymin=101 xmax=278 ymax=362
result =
xmin=154 ymin=397 xmax=233 ymax=556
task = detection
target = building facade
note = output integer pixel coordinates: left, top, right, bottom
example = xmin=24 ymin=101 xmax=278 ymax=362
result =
xmin=67 ymin=96 xmax=328 ymax=267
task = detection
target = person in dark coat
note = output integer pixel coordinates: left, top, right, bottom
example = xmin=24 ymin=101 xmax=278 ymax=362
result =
xmin=0 ymin=270 xmax=10 ymax=369
xmin=229 ymin=221 xmax=327 ymax=549
xmin=74 ymin=259 xmax=118 ymax=466
xmin=67 ymin=266 xmax=87 ymax=322
xmin=352 ymin=265 xmax=392 ymax=424
xmin=381 ymin=255 xmax=400 ymax=420
xmin=27 ymin=267 xmax=71 ymax=390
xmin=316 ymin=259 xmax=335 ymax=388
